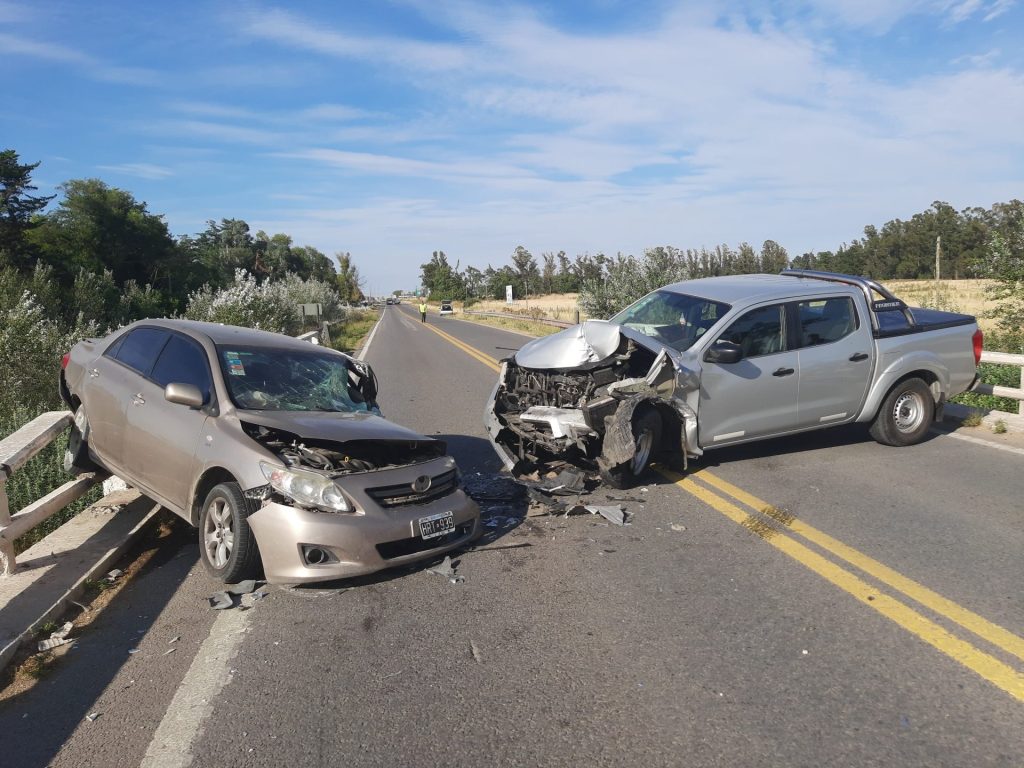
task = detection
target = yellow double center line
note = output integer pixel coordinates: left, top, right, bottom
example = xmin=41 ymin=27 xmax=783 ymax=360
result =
xmin=418 ymin=320 xmax=1024 ymax=701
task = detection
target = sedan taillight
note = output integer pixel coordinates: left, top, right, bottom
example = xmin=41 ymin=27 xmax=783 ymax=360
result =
xmin=972 ymin=329 xmax=983 ymax=366
xmin=61 ymin=352 xmax=70 ymax=370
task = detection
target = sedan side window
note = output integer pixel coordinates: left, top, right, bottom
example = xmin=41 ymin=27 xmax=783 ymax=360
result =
xmin=796 ymin=297 xmax=857 ymax=348
xmin=718 ymin=305 xmax=785 ymax=358
xmin=114 ymin=328 xmax=170 ymax=376
xmin=151 ymin=335 xmax=212 ymax=403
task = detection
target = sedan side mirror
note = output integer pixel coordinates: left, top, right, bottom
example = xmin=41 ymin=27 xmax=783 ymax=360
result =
xmin=704 ymin=340 xmax=743 ymax=364
xmin=165 ymin=382 xmax=204 ymax=409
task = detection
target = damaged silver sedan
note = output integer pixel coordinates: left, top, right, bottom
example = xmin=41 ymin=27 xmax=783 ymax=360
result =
xmin=61 ymin=319 xmax=480 ymax=584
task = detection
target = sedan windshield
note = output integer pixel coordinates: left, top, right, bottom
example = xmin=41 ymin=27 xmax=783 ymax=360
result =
xmin=609 ymin=290 xmax=731 ymax=352
xmin=217 ymin=345 xmax=370 ymax=413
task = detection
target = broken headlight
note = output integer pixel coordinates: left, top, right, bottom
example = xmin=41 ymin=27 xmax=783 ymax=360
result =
xmin=259 ymin=462 xmax=353 ymax=513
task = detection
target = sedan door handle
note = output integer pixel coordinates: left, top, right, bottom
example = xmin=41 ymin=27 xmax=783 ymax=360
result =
xmin=89 ymin=368 xmax=100 ymax=378
xmin=772 ymin=367 xmax=795 ymax=377
xmin=131 ymin=393 xmax=146 ymax=406
xmin=849 ymin=353 xmax=869 ymax=362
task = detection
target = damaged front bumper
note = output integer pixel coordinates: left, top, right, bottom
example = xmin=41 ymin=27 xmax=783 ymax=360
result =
xmin=248 ymin=456 xmax=481 ymax=584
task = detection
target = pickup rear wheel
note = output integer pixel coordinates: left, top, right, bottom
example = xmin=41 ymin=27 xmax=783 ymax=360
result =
xmin=599 ymin=409 xmax=662 ymax=489
xmin=870 ymin=377 xmax=934 ymax=447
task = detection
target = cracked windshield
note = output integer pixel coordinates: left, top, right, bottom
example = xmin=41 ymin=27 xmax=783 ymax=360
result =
xmin=610 ymin=290 xmax=731 ymax=351
xmin=218 ymin=346 xmax=370 ymax=412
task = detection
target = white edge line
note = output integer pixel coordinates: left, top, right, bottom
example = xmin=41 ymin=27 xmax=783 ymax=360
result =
xmin=938 ymin=430 xmax=1024 ymax=457
xmin=357 ymin=308 xmax=385 ymax=362
xmin=139 ymin=607 xmax=251 ymax=768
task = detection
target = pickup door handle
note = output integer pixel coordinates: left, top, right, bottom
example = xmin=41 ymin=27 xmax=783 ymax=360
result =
xmin=772 ymin=367 xmax=795 ymax=377
xmin=849 ymin=353 xmax=869 ymax=362
xmin=131 ymin=393 xmax=145 ymax=406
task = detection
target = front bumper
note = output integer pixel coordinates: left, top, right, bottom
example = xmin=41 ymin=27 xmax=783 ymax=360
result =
xmin=248 ymin=458 xmax=481 ymax=585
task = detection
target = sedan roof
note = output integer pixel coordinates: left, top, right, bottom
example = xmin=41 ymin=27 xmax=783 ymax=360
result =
xmin=658 ymin=274 xmax=859 ymax=304
xmin=131 ymin=318 xmax=333 ymax=353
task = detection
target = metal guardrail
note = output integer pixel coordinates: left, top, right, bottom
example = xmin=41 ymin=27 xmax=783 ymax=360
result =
xmin=972 ymin=351 xmax=1024 ymax=415
xmin=462 ymin=309 xmax=577 ymax=329
xmin=0 ymin=411 xmax=99 ymax=576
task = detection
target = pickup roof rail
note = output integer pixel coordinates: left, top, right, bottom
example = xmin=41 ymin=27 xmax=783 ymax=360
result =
xmin=780 ymin=268 xmax=915 ymax=331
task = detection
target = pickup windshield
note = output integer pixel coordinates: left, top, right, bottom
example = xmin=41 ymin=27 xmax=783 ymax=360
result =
xmin=217 ymin=345 xmax=370 ymax=413
xmin=609 ymin=290 xmax=731 ymax=351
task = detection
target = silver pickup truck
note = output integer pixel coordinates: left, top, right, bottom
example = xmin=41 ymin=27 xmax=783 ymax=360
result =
xmin=484 ymin=270 xmax=981 ymax=488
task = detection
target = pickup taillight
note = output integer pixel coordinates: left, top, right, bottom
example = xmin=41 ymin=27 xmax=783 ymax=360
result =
xmin=61 ymin=352 xmax=70 ymax=370
xmin=972 ymin=329 xmax=983 ymax=366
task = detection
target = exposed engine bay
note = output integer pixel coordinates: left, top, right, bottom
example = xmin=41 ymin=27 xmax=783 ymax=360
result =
xmin=241 ymin=421 xmax=446 ymax=476
xmin=486 ymin=320 xmax=696 ymax=485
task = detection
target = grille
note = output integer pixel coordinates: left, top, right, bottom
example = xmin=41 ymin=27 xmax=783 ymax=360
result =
xmin=365 ymin=468 xmax=458 ymax=508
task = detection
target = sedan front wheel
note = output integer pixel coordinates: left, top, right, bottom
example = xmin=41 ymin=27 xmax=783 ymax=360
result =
xmin=199 ymin=482 xmax=261 ymax=583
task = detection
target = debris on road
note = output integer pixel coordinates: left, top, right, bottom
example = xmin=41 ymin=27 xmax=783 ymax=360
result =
xmin=586 ymin=505 xmax=628 ymax=526
xmin=37 ymin=622 xmax=75 ymax=652
xmin=104 ymin=568 xmax=123 ymax=583
xmin=169 ymin=635 xmax=180 ymax=644
xmin=85 ymin=712 xmax=101 ymax=722
xmin=537 ymin=468 xmax=587 ymax=496
xmin=208 ymin=592 xmax=234 ymax=610
xmin=470 ymin=641 xmax=483 ymax=664
xmin=226 ymin=580 xmax=257 ymax=595
xmin=163 ymin=648 xmax=177 ymax=656
xmin=670 ymin=523 xmax=686 ymax=532
xmin=426 ymin=555 xmax=465 ymax=584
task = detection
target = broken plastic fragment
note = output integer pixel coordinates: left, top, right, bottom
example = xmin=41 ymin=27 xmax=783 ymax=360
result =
xmin=426 ymin=556 xmax=464 ymax=584
xmin=670 ymin=523 xmax=686 ymax=532
xmin=105 ymin=568 xmax=123 ymax=582
xmin=226 ymin=580 xmax=257 ymax=595
xmin=585 ymin=505 xmax=628 ymax=526
xmin=169 ymin=636 xmax=180 ymax=644
xmin=86 ymin=712 xmax=101 ymax=722
xmin=209 ymin=592 xmax=234 ymax=610
xmin=163 ymin=648 xmax=177 ymax=656
xmin=37 ymin=622 xmax=75 ymax=651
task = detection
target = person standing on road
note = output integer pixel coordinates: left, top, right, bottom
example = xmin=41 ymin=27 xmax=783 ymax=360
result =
xmin=419 ymin=300 xmax=428 ymax=323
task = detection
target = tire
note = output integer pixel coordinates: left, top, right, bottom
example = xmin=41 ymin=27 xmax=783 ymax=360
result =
xmin=599 ymin=409 xmax=662 ymax=489
xmin=63 ymin=406 xmax=98 ymax=474
xmin=869 ymin=377 xmax=934 ymax=447
xmin=199 ymin=482 xmax=262 ymax=583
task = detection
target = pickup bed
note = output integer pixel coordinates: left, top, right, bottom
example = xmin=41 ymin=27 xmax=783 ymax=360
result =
xmin=484 ymin=270 xmax=982 ymax=488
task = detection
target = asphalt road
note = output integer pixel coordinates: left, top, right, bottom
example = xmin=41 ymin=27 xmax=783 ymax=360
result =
xmin=2 ymin=305 xmax=1022 ymax=767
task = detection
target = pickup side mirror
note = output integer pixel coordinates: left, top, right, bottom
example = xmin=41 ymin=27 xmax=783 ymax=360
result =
xmin=704 ymin=340 xmax=743 ymax=364
xmin=165 ymin=382 xmax=204 ymax=409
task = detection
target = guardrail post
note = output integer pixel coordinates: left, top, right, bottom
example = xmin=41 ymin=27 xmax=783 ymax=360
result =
xmin=1020 ymin=363 xmax=1024 ymax=416
xmin=0 ymin=478 xmax=15 ymax=575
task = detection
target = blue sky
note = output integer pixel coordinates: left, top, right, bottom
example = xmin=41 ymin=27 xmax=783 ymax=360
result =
xmin=2 ymin=0 xmax=1022 ymax=294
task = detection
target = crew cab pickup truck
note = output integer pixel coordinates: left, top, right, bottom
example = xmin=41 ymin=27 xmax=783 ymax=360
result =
xmin=485 ymin=270 xmax=982 ymax=488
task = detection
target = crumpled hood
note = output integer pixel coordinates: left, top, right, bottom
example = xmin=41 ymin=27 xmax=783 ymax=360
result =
xmin=238 ymin=410 xmax=434 ymax=445
xmin=514 ymin=320 xmax=624 ymax=370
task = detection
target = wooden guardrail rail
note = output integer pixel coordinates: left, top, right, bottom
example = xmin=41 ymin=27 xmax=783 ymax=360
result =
xmin=972 ymin=351 xmax=1024 ymax=415
xmin=0 ymin=411 xmax=100 ymax=576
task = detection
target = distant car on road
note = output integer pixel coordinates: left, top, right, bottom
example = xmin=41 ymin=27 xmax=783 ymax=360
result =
xmin=386 ymin=297 xmax=395 ymax=305
xmin=60 ymin=320 xmax=480 ymax=584
xmin=439 ymin=300 xmax=454 ymax=316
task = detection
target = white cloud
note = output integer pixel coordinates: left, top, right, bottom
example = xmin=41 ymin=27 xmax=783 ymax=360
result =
xmin=97 ymin=163 xmax=175 ymax=180
xmin=0 ymin=31 xmax=157 ymax=84
xmin=237 ymin=7 xmax=467 ymax=71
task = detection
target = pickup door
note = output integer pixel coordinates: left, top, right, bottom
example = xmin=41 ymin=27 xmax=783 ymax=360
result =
xmin=793 ymin=296 xmax=873 ymax=428
xmin=697 ymin=294 xmax=873 ymax=446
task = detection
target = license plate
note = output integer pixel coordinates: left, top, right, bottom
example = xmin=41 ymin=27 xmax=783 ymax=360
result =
xmin=418 ymin=511 xmax=455 ymax=540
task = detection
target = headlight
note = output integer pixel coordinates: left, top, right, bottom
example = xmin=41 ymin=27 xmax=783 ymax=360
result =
xmin=259 ymin=462 xmax=353 ymax=513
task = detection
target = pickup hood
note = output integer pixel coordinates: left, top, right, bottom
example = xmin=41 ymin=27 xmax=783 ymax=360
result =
xmin=238 ymin=409 xmax=435 ymax=445
xmin=514 ymin=320 xmax=624 ymax=370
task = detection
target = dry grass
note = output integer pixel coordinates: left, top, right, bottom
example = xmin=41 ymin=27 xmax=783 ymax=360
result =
xmin=467 ymin=294 xmax=585 ymax=323
xmin=881 ymin=279 xmax=997 ymax=331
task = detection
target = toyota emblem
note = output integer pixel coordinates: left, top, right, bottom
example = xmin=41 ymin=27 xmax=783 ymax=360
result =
xmin=411 ymin=475 xmax=432 ymax=494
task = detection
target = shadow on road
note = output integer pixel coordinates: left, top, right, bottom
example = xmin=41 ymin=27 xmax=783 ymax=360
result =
xmin=0 ymin=516 xmax=198 ymax=768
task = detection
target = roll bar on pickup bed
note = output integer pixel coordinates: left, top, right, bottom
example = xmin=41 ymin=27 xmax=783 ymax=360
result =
xmin=780 ymin=268 xmax=917 ymax=331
